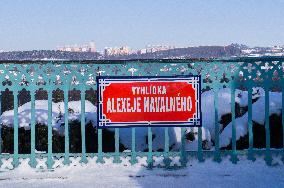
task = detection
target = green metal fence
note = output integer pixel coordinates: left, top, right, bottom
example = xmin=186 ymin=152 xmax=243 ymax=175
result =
xmin=0 ymin=57 xmax=283 ymax=169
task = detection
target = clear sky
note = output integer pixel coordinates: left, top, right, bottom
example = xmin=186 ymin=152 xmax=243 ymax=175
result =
xmin=0 ymin=0 xmax=284 ymax=51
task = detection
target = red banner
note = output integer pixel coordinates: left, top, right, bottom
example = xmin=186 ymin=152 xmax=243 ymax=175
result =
xmin=97 ymin=76 xmax=201 ymax=127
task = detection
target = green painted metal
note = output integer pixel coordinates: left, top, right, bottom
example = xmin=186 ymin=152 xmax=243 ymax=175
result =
xmin=130 ymin=128 xmax=138 ymax=164
xmin=0 ymin=90 xmax=2 ymax=167
xmin=213 ymin=88 xmax=221 ymax=162
xmin=247 ymin=87 xmax=255 ymax=161
xmin=0 ymin=57 xmax=283 ymax=169
xmin=163 ymin=127 xmax=171 ymax=168
xmin=147 ymin=127 xmax=153 ymax=168
xmin=97 ymin=129 xmax=104 ymax=163
xmin=231 ymin=83 xmax=238 ymax=163
xmin=80 ymin=87 xmax=88 ymax=164
xmin=180 ymin=127 xmax=187 ymax=166
xmin=114 ymin=128 xmax=121 ymax=163
xmin=283 ymin=83 xmax=284 ymax=163
xmin=279 ymin=67 xmax=284 ymax=164
xmin=46 ymin=88 xmax=54 ymax=169
xmin=264 ymin=79 xmax=272 ymax=165
xmin=29 ymin=89 xmax=37 ymax=167
xmin=12 ymin=89 xmax=19 ymax=168
xmin=197 ymin=127 xmax=204 ymax=162
xmin=63 ymin=85 xmax=71 ymax=165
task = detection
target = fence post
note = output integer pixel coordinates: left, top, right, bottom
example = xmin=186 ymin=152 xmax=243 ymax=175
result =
xmin=96 ymin=129 xmax=105 ymax=163
xmin=282 ymin=81 xmax=284 ymax=163
xmin=197 ymin=127 xmax=204 ymax=162
xmin=96 ymin=67 xmax=104 ymax=164
xmin=179 ymin=127 xmax=187 ymax=166
xmin=12 ymin=89 xmax=19 ymax=168
xmin=147 ymin=127 xmax=153 ymax=168
xmin=230 ymin=83 xmax=238 ymax=163
xmin=113 ymin=128 xmax=122 ymax=163
xmin=264 ymin=79 xmax=272 ymax=165
xmin=63 ymin=84 xmax=71 ymax=165
xmin=213 ymin=88 xmax=221 ymax=162
xmin=29 ymin=88 xmax=37 ymax=168
xmin=247 ymin=86 xmax=255 ymax=161
xmin=80 ymin=86 xmax=87 ymax=164
xmin=130 ymin=128 xmax=137 ymax=165
xmin=46 ymin=86 xmax=54 ymax=169
xmin=0 ymin=90 xmax=2 ymax=167
xmin=163 ymin=127 xmax=171 ymax=168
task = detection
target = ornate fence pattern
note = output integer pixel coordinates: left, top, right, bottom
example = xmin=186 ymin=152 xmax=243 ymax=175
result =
xmin=0 ymin=57 xmax=283 ymax=169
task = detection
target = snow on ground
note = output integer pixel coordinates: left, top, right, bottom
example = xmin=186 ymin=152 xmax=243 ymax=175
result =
xmin=126 ymin=87 xmax=282 ymax=150
xmin=220 ymin=91 xmax=282 ymax=147
xmin=0 ymin=156 xmax=283 ymax=188
xmin=0 ymin=100 xmax=97 ymax=134
xmin=201 ymin=87 xmax=264 ymax=140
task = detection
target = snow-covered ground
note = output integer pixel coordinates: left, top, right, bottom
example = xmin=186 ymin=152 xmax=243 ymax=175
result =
xmin=0 ymin=100 xmax=97 ymax=134
xmin=0 ymin=156 xmax=283 ymax=188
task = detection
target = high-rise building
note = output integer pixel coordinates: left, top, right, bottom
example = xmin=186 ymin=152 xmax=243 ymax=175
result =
xmin=145 ymin=45 xmax=174 ymax=53
xmin=57 ymin=41 xmax=96 ymax=52
xmin=89 ymin=41 xmax=96 ymax=52
xmin=104 ymin=46 xmax=131 ymax=56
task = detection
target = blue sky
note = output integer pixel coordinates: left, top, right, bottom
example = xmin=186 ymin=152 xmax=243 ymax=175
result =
xmin=0 ymin=0 xmax=284 ymax=51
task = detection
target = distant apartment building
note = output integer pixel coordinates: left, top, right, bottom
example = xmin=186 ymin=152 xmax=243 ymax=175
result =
xmin=145 ymin=45 xmax=175 ymax=53
xmin=57 ymin=41 xmax=96 ymax=52
xmin=136 ymin=45 xmax=176 ymax=55
xmin=104 ymin=46 xmax=131 ymax=56
xmin=269 ymin=46 xmax=283 ymax=53
xmin=241 ymin=45 xmax=284 ymax=57
xmin=137 ymin=48 xmax=147 ymax=54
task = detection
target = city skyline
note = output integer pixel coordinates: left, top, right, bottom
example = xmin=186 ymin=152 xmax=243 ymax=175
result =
xmin=1 ymin=41 xmax=284 ymax=53
xmin=1 ymin=0 xmax=284 ymax=51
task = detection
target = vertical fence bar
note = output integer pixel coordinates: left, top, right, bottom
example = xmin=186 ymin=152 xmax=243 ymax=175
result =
xmin=80 ymin=87 xmax=87 ymax=163
xmin=282 ymin=82 xmax=284 ymax=163
xmin=114 ymin=128 xmax=121 ymax=163
xmin=46 ymin=87 xmax=54 ymax=169
xmin=197 ymin=127 xmax=204 ymax=162
xmin=231 ymin=84 xmax=238 ymax=163
xmin=163 ymin=127 xmax=170 ymax=168
xmin=264 ymin=82 xmax=272 ymax=165
xmin=12 ymin=89 xmax=19 ymax=168
xmin=97 ymin=129 xmax=104 ymax=163
xmin=96 ymin=69 xmax=104 ymax=164
xmin=0 ymin=90 xmax=2 ymax=167
xmin=130 ymin=128 xmax=137 ymax=164
xmin=247 ymin=86 xmax=255 ymax=161
xmin=147 ymin=127 xmax=153 ymax=168
xmin=29 ymin=89 xmax=37 ymax=167
xmin=63 ymin=85 xmax=71 ymax=165
xmin=180 ymin=128 xmax=187 ymax=166
xmin=214 ymin=88 xmax=221 ymax=162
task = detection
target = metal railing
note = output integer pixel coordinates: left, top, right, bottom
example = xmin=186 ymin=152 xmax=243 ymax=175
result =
xmin=0 ymin=57 xmax=283 ymax=169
